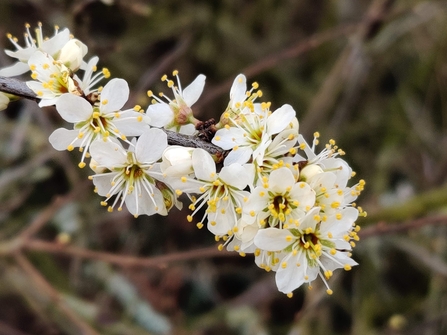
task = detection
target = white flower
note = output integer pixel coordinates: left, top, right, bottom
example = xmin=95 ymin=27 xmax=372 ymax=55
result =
xmin=73 ymin=56 xmax=110 ymax=96
xmin=160 ymin=145 xmax=194 ymax=177
xmin=89 ymin=128 xmax=169 ymax=217
xmin=216 ymin=74 xmax=262 ymax=127
xmin=58 ymin=38 xmax=88 ymax=72
xmin=48 ymin=78 xmax=150 ymax=167
xmin=243 ymin=167 xmax=315 ymax=229
xmin=26 ymin=51 xmax=80 ymax=107
xmin=170 ymin=149 xmax=250 ymax=236
xmin=254 ymin=206 xmax=359 ymax=294
xmin=212 ymin=104 xmax=297 ymax=166
xmin=0 ymin=23 xmax=72 ymax=77
xmin=146 ymin=71 xmax=205 ymax=135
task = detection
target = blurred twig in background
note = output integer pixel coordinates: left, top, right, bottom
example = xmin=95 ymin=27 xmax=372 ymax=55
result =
xmin=0 ymin=0 xmax=447 ymax=334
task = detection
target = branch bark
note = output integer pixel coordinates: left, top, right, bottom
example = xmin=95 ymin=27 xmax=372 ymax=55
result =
xmin=0 ymin=76 xmax=225 ymax=160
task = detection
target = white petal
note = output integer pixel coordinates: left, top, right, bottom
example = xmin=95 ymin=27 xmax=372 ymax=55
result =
xmin=135 ymin=128 xmax=167 ymax=163
xmin=92 ymin=173 xmax=117 ymax=196
xmin=90 ymin=140 xmax=127 ymax=167
xmin=55 ymin=93 xmax=93 ymax=122
xmin=100 ymin=78 xmax=129 ymax=113
xmin=212 ymin=127 xmax=245 ymax=149
xmin=275 ymin=253 xmax=307 ymax=293
xmin=182 ymin=74 xmax=206 ymax=106
xmin=268 ymin=168 xmax=295 ymax=194
xmin=223 ymin=147 xmax=253 ymax=166
xmin=48 ymin=128 xmax=80 ymax=150
xmin=229 ymin=74 xmax=247 ymax=107
xmin=192 ymin=148 xmax=216 ymax=181
xmin=254 ymin=228 xmax=292 ymax=251
xmin=266 ymin=104 xmax=296 ymax=135
xmin=42 ymin=28 xmax=71 ymax=56
xmin=219 ymin=164 xmax=248 ymax=190
xmin=0 ymin=62 xmax=30 ymax=76
xmin=147 ymin=103 xmax=174 ymax=127
xmin=113 ymin=111 xmax=150 ymax=136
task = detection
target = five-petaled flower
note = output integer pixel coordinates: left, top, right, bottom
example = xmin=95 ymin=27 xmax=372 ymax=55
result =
xmin=89 ymin=128 xmax=172 ymax=217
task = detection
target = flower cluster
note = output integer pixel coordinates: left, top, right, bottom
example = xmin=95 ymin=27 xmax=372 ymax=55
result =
xmin=0 ymin=23 xmax=366 ymax=296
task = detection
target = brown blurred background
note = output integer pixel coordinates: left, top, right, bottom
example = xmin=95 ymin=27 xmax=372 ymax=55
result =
xmin=0 ymin=0 xmax=446 ymax=334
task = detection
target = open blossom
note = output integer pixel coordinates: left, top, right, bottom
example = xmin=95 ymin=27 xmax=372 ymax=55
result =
xmin=243 ymin=167 xmax=315 ymax=229
xmin=26 ymin=50 xmax=80 ymax=107
xmin=254 ymin=206 xmax=360 ymax=294
xmin=168 ymin=149 xmax=250 ymax=236
xmin=48 ymin=78 xmax=150 ymax=167
xmin=212 ymin=103 xmax=297 ymax=166
xmin=147 ymin=71 xmax=205 ymax=135
xmin=0 ymin=23 xmax=86 ymax=77
xmin=89 ymin=128 xmax=170 ymax=217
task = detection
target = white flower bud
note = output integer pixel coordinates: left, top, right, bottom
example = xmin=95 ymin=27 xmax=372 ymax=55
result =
xmin=161 ymin=145 xmax=194 ymax=177
xmin=0 ymin=93 xmax=10 ymax=111
xmin=58 ymin=39 xmax=88 ymax=71
xmin=299 ymin=164 xmax=324 ymax=182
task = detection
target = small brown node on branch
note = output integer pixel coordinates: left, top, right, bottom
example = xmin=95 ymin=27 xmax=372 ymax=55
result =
xmin=196 ymin=118 xmax=217 ymax=142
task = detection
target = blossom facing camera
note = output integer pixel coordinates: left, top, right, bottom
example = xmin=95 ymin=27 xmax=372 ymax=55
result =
xmin=48 ymin=78 xmax=149 ymax=167
xmin=89 ymin=128 xmax=170 ymax=217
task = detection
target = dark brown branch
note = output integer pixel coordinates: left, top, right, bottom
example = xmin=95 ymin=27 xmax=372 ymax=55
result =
xmin=0 ymin=76 xmax=225 ymax=160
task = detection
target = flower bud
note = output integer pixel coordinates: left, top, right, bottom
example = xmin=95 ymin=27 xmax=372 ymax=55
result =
xmin=299 ymin=164 xmax=324 ymax=182
xmin=58 ymin=39 xmax=88 ymax=72
xmin=160 ymin=145 xmax=194 ymax=177
xmin=0 ymin=93 xmax=10 ymax=111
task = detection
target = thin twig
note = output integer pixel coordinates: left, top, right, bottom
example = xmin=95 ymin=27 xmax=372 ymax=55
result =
xmin=25 ymin=239 xmax=235 ymax=268
xmin=359 ymin=215 xmax=447 ymax=239
xmin=16 ymin=180 xmax=91 ymax=242
xmin=0 ymin=76 xmax=225 ymax=158
xmin=13 ymin=252 xmax=100 ymax=335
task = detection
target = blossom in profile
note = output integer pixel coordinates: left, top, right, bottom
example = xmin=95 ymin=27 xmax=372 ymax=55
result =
xmin=89 ymin=128 xmax=170 ymax=217
xmin=0 ymin=23 xmax=86 ymax=77
xmin=48 ymin=78 xmax=150 ymax=167
xmin=147 ymin=71 xmax=205 ymax=135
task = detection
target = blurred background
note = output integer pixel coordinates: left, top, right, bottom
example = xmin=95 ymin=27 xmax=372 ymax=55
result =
xmin=0 ymin=0 xmax=446 ymax=334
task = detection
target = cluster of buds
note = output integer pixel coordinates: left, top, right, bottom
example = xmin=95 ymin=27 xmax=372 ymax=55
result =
xmin=1 ymin=23 xmax=366 ymax=296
